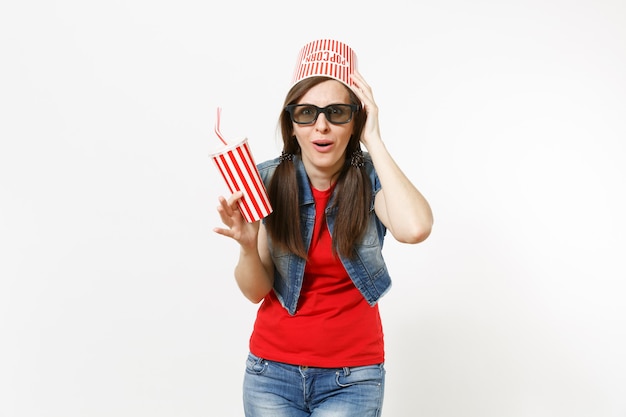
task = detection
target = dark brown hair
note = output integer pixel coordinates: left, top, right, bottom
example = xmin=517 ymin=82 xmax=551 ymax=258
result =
xmin=265 ymin=77 xmax=372 ymax=259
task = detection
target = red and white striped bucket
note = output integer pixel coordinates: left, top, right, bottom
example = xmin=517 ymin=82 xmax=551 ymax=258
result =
xmin=291 ymin=39 xmax=358 ymax=88
xmin=210 ymin=138 xmax=273 ymax=223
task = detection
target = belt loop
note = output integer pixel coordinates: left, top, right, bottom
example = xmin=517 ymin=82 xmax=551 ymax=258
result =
xmin=343 ymin=366 xmax=350 ymax=376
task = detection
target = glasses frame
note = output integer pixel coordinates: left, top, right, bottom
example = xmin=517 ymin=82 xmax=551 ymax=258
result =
xmin=284 ymin=103 xmax=359 ymax=125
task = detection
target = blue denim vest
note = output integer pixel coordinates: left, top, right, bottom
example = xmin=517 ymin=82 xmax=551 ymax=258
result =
xmin=257 ymin=154 xmax=392 ymax=316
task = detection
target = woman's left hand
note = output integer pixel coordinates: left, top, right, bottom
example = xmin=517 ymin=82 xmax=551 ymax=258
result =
xmin=350 ymin=70 xmax=382 ymax=147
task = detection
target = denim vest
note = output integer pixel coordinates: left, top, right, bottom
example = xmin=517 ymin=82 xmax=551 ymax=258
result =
xmin=257 ymin=154 xmax=392 ymax=316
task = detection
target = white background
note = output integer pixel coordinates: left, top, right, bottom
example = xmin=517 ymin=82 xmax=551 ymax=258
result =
xmin=1 ymin=1 xmax=625 ymax=416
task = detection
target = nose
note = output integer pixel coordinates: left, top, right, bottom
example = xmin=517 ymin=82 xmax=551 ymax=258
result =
xmin=314 ymin=112 xmax=330 ymax=130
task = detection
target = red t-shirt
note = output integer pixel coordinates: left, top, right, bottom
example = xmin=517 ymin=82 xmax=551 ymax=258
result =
xmin=249 ymin=185 xmax=384 ymax=368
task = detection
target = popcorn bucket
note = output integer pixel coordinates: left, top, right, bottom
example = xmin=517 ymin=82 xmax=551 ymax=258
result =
xmin=210 ymin=137 xmax=272 ymax=223
xmin=291 ymin=39 xmax=358 ymax=88
xmin=210 ymin=107 xmax=272 ymax=223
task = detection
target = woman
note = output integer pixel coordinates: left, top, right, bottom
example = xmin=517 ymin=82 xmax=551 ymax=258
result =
xmin=214 ymin=40 xmax=433 ymax=417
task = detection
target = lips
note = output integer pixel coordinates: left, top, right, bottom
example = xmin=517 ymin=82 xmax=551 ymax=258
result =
xmin=312 ymin=140 xmax=334 ymax=152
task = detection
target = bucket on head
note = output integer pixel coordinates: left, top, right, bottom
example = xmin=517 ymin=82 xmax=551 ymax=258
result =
xmin=291 ymin=39 xmax=358 ymax=89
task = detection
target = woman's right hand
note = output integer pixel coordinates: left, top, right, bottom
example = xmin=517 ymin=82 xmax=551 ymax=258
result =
xmin=213 ymin=191 xmax=260 ymax=250
xmin=214 ymin=191 xmax=273 ymax=303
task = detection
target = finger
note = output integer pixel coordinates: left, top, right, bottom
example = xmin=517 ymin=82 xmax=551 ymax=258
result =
xmin=219 ymin=193 xmax=244 ymax=216
xmin=227 ymin=191 xmax=245 ymax=212
xmin=213 ymin=226 xmax=233 ymax=238
xmin=350 ymin=83 xmax=375 ymax=111
xmin=228 ymin=190 xmax=244 ymax=204
xmin=216 ymin=202 xmax=232 ymax=221
xmin=350 ymin=71 xmax=372 ymax=92
xmin=217 ymin=195 xmax=235 ymax=217
xmin=216 ymin=201 xmax=243 ymax=231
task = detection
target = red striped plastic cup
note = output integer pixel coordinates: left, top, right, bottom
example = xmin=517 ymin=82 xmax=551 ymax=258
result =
xmin=291 ymin=39 xmax=358 ymax=88
xmin=210 ymin=138 xmax=272 ymax=223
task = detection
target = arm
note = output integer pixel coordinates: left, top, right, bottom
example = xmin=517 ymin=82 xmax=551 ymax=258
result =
xmin=351 ymin=71 xmax=434 ymax=244
xmin=214 ymin=191 xmax=274 ymax=303
xmin=233 ymin=222 xmax=274 ymax=303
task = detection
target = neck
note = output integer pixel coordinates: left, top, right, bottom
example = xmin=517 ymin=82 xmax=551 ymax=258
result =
xmin=304 ymin=164 xmax=341 ymax=191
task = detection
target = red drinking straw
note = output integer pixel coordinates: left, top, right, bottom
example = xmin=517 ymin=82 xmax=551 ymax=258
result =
xmin=214 ymin=107 xmax=228 ymax=146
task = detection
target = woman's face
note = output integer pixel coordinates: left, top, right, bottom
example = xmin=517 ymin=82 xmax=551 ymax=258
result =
xmin=292 ymin=79 xmax=354 ymax=183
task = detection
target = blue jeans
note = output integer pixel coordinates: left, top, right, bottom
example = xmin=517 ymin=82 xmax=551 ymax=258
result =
xmin=243 ymin=353 xmax=386 ymax=417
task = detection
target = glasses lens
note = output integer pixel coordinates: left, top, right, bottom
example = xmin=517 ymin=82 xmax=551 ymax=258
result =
xmin=291 ymin=105 xmax=317 ymax=124
xmin=326 ymin=104 xmax=353 ymax=124
xmin=287 ymin=104 xmax=356 ymax=125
